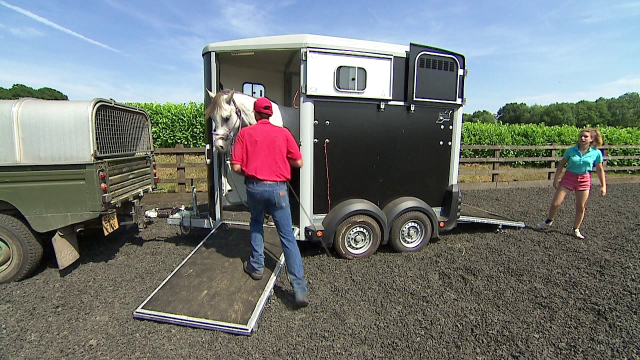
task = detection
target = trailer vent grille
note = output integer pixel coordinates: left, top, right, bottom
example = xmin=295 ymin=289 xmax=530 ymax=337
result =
xmin=419 ymin=57 xmax=455 ymax=72
xmin=94 ymin=105 xmax=153 ymax=157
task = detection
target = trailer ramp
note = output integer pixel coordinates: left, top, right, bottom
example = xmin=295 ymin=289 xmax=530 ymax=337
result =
xmin=458 ymin=204 xmax=525 ymax=228
xmin=133 ymin=222 xmax=284 ymax=336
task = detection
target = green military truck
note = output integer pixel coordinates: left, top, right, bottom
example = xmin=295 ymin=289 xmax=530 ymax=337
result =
xmin=0 ymin=98 xmax=157 ymax=283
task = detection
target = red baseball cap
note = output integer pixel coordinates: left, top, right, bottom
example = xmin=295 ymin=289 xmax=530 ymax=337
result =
xmin=254 ymin=97 xmax=273 ymax=116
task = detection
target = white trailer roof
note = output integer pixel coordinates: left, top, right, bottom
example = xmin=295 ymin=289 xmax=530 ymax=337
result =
xmin=202 ymin=34 xmax=409 ymax=57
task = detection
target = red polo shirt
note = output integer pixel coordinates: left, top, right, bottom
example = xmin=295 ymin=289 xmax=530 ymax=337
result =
xmin=231 ymin=120 xmax=301 ymax=181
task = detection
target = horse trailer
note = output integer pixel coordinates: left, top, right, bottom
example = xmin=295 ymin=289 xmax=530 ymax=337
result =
xmin=203 ymin=34 xmax=523 ymax=255
xmin=135 ymin=34 xmax=523 ymax=334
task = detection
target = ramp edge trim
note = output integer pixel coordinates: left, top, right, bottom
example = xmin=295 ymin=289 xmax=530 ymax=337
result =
xmin=247 ymin=253 xmax=285 ymax=331
xmin=133 ymin=309 xmax=252 ymax=336
xmin=458 ymin=216 xmax=525 ymax=228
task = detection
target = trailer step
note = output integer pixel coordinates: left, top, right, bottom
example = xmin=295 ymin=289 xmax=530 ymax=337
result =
xmin=133 ymin=222 xmax=284 ymax=335
xmin=458 ymin=204 xmax=525 ymax=228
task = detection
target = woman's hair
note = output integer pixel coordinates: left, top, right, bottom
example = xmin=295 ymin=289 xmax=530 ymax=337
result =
xmin=580 ymin=128 xmax=603 ymax=148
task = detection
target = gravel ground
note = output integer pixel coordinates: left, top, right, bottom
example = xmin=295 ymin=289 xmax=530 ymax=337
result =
xmin=2 ymin=184 xmax=639 ymax=359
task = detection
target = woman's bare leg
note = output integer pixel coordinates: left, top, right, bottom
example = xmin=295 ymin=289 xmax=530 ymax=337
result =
xmin=574 ymin=189 xmax=590 ymax=229
xmin=548 ymin=185 xmax=570 ymax=221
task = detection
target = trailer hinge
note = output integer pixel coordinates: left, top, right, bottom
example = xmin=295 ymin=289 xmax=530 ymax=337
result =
xmin=409 ymin=104 xmax=415 ymax=114
xmin=301 ymin=84 xmax=307 ymax=94
xmin=301 ymin=50 xmax=307 ymax=61
xmin=378 ymin=102 xmax=385 ymax=112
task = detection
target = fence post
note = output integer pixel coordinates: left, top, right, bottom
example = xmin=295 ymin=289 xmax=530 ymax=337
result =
xmin=492 ymin=148 xmax=500 ymax=183
xmin=176 ymin=144 xmax=186 ymax=193
xmin=549 ymin=143 xmax=556 ymax=180
xmin=602 ymin=148 xmax=608 ymax=170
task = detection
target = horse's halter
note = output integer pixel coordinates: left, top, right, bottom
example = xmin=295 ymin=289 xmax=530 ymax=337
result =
xmin=212 ymin=93 xmax=243 ymax=147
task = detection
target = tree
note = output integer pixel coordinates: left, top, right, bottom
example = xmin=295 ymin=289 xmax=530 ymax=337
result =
xmin=497 ymin=103 xmax=530 ymax=124
xmin=464 ymin=110 xmax=497 ymax=123
xmin=0 ymin=84 xmax=67 ymax=100
xmin=541 ymin=103 xmax=575 ymax=126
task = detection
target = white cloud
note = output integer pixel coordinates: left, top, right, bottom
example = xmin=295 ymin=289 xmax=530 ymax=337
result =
xmin=0 ymin=0 xmax=122 ymax=53
xmin=9 ymin=26 xmax=43 ymax=38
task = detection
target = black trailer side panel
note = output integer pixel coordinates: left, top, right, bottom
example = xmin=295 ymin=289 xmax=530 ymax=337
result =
xmin=312 ymin=101 xmax=455 ymax=214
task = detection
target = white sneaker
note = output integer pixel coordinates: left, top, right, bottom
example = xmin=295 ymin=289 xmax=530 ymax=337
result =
xmin=573 ymin=228 xmax=585 ymax=239
xmin=538 ymin=220 xmax=553 ymax=230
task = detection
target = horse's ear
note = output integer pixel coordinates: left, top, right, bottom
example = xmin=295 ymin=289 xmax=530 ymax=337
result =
xmin=206 ymin=88 xmax=215 ymax=100
xmin=224 ymin=91 xmax=234 ymax=105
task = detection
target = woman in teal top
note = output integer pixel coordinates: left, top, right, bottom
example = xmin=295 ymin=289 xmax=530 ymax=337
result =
xmin=538 ymin=128 xmax=607 ymax=239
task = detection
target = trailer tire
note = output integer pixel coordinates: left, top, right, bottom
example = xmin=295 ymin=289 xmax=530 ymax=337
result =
xmin=334 ymin=215 xmax=381 ymax=260
xmin=390 ymin=211 xmax=432 ymax=253
xmin=0 ymin=214 xmax=43 ymax=283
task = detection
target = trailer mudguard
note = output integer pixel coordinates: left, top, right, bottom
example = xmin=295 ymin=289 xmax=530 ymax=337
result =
xmin=382 ymin=197 xmax=439 ymax=243
xmin=440 ymin=184 xmax=462 ymax=231
xmin=321 ymin=199 xmax=388 ymax=247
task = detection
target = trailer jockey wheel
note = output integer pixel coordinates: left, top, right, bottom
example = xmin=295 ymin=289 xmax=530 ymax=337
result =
xmin=334 ymin=215 xmax=381 ymax=260
xmin=0 ymin=214 xmax=43 ymax=283
xmin=390 ymin=211 xmax=432 ymax=253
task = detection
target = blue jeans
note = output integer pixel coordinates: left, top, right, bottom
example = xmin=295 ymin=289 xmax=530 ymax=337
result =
xmin=245 ymin=180 xmax=308 ymax=296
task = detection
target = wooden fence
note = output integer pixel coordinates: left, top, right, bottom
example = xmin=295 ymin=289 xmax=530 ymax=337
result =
xmin=459 ymin=144 xmax=640 ymax=189
xmin=153 ymin=144 xmax=640 ymax=193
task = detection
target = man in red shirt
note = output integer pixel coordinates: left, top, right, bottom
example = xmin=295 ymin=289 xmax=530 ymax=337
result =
xmin=231 ymin=97 xmax=309 ymax=307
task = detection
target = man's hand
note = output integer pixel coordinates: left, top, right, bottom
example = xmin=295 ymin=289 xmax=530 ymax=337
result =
xmin=232 ymin=163 xmax=244 ymax=175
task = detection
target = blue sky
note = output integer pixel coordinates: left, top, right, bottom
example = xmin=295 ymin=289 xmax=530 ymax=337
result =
xmin=1 ymin=0 xmax=638 ymax=114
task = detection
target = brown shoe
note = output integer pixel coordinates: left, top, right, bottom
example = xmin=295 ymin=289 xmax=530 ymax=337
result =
xmin=243 ymin=261 xmax=263 ymax=280
xmin=294 ymin=292 xmax=309 ymax=307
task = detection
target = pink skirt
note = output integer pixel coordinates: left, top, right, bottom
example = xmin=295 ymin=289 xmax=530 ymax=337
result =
xmin=559 ymin=171 xmax=591 ymax=191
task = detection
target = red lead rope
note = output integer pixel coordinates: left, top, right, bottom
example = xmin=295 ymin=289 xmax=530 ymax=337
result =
xmin=324 ymin=140 xmax=331 ymax=211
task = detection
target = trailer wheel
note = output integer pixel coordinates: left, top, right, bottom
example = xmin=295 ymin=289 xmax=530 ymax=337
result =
xmin=0 ymin=214 xmax=43 ymax=283
xmin=334 ymin=215 xmax=381 ymax=260
xmin=390 ymin=211 xmax=432 ymax=253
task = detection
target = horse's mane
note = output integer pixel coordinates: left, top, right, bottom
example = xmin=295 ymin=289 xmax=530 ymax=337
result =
xmin=205 ymin=89 xmax=235 ymax=119
xmin=205 ymin=89 xmax=283 ymax=128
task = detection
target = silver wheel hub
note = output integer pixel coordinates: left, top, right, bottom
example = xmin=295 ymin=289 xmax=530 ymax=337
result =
xmin=345 ymin=225 xmax=372 ymax=255
xmin=0 ymin=239 xmax=11 ymax=268
xmin=400 ymin=221 xmax=424 ymax=248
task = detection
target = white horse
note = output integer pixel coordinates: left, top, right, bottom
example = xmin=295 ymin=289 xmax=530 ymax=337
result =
xmin=205 ymin=89 xmax=284 ymax=205
xmin=205 ymin=89 xmax=283 ymax=154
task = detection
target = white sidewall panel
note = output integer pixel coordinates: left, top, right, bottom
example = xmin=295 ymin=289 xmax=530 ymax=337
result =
xmin=306 ymin=50 xmax=392 ymax=100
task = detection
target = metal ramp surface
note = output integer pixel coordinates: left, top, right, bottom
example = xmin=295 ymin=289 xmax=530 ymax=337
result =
xmin=458 ymin=204 xmax=525 ymax=228
xmin=133 ymin=222 xmax=284 ymax=336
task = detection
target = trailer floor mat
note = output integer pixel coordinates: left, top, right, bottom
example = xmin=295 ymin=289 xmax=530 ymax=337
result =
xmin=133 ymin=222 xmax=284 ymax=335
xmin=458 ymin=204 xmax=525 ymax=228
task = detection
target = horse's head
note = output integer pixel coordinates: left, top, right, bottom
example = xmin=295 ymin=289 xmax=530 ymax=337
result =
xmin=205 ymin=89 xmax=241 ymax=153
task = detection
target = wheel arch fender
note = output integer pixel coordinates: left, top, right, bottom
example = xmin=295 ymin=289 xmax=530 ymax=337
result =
xmin=382 ymin=197 xmax=439 ymax=244
xmin=322 ymin=199 xmax=387 ymax=247
xmin=0 ymin=200 xmax=30 ymax=227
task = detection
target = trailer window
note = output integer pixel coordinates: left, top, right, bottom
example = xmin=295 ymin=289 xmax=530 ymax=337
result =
xmin=243 ymin=83 xmax=265 ymax=97
xmin=335 ymin=66 xmax=366 ymax=92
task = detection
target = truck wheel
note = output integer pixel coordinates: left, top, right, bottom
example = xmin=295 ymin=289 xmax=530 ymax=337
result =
xmin=334 ymin=215 xmax=381 ymax=260
xmin=390 ymin=211 xmax=432 ymax=252
xmin=0 ymin=214 xmax=43 ymax=283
